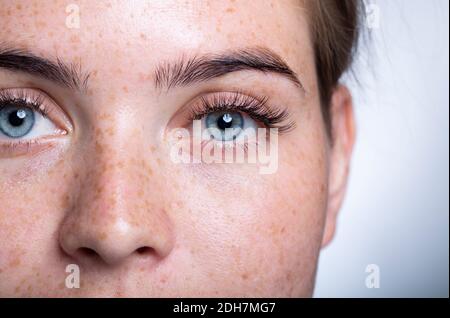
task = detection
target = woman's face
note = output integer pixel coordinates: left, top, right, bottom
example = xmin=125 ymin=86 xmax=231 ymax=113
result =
xmin=0 ymin=0 xmax=354 ymax=297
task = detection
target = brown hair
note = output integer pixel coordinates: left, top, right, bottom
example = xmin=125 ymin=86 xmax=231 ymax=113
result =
xmin=306 ymin=0 xmax=363 ymax=134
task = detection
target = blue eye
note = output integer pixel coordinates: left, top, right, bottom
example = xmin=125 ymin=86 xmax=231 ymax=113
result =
xmin=205 ymin=111 xmax=244 ymax=141
xmin=0 ymin=105 xmax=35 ymax=138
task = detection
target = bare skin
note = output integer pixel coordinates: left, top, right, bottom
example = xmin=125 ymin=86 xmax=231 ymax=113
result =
xmin=0 ymin=0 xmax=355 ymax=297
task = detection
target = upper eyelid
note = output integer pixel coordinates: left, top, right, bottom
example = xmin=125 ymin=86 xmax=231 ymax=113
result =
xmin=187 ymin=91 xmax=295 ymax=132
xmin=190 ymin=92 xmax=268 ymax=118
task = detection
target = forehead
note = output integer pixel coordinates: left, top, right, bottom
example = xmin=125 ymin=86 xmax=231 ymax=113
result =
xmin=0 ymin=0 xmax=313 ymax=82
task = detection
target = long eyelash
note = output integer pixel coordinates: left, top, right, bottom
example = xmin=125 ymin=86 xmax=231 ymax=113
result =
xmin=189 ymin=91 xmax=295 ymax=133
xmin=0 ymin=89 xmax=49 ymax=117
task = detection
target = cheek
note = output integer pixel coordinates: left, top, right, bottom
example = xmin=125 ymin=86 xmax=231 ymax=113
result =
xmin=0 ymin=156 xmax=72 ymax=296
xmin=170 ymin=134 xmax=328 ymax=297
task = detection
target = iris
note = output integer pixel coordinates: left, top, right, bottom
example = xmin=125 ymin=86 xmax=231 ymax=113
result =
xmin=205 ymin=111 xmax=244 ymax=141
xmin=0 ymin=105 xmax=35 ymax=138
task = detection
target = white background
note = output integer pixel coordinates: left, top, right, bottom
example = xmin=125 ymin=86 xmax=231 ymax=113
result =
xmin=314 ymin=0 xmax=449 ymax=297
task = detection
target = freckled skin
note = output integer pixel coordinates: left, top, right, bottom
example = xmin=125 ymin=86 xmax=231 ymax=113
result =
xmin=0 ymin=0 xmax=355 ymax=297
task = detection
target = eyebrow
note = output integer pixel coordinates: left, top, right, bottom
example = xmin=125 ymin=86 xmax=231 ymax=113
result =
xmin=0 ymin=46 xmax=90 ymax=92
xmin=154 ymin=46 xmax=303 ymax=91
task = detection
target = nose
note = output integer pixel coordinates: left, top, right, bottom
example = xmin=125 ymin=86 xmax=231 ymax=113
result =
xmin=60 ymin=212 xmax=174 ymax=266
xmin=59 ymin=124 xmax=174 ymax=266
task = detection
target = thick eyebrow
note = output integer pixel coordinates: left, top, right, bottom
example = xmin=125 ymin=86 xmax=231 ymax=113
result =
xmin=154 ymin=46 xmax=303 ymax=91
xmin=0 ymin=46 xmax=90 ymax=92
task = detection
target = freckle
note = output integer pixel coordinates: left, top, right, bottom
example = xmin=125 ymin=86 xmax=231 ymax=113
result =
xmin=320 ymin=184 xmax=325 ymax=194
xmin=95 ymin=141 xmax=104 ymax=154
xmin=105 ymin=126 xmax=115 ymax=136
xmin=16 ymin=4 xmax=22 ymax=10
xmin=69 ymin=35 xmax=80 ymax=43
xmin=241 ymin=273 xmax=249 ymax=280
xmin=9 ymin=257 xmax=21 ymax=268
xmin=36 ymin=21 xmax=47 ymax=28
xmin=108 ymin=197 xmax=116 ymax=207
xmin=99 ymin=232 xmax=108 ymax=240
xmin=226 ymin=7 xmax=235 ymax=13
xmin=61 ymin=194 xmax=71 ymax=209
xmin=98 ymin=113 xmax=111 ymax=120
xmin=122 ymin=85 xmax=129 ymax=93
xmin=96 ymin=185 xmax=103 ymax=195
xmin=146 ymin=165 xmax=153 ymax=176
xmin=94 ymin=128 xmax=103 ymax=137
xmin=138 ymin=72 xmax=151 ymax=82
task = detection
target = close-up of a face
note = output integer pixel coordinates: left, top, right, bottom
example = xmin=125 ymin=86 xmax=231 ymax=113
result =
xmin=0 ymin=0 xmax=357 ymax=297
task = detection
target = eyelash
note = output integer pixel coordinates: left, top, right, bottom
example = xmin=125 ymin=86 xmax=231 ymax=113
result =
xmin=188 ymin=91 xmax=295 ymax=133
xmin=0 ymin=89 xmax=50 ymax=118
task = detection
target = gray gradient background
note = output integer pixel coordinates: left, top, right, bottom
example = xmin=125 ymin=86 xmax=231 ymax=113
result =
xmin=314 ymin=0 xmax=449 ymax=297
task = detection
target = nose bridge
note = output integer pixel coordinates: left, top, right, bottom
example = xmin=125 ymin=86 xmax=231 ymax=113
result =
xmin=59 ymin=112 xmax=174 ymax=265
xmin=83 ymin=114 xmax=143 ymax=222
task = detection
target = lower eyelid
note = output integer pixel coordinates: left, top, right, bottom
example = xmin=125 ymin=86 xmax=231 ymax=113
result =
xmin=0 ymin=138 xmax=58 ymax=158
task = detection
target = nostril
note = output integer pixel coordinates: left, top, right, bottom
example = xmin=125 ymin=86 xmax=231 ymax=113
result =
xmin=78 ymin=247 xmax=99 ymax=258
xmin=136 ymin=246 xmax=153 ymax=256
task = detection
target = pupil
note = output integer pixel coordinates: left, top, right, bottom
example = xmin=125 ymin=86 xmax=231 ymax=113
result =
xmin=218 ymin=113 xmax=233 ymax=130
xmin=8 ymin=110 xmax=25 ymax=127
